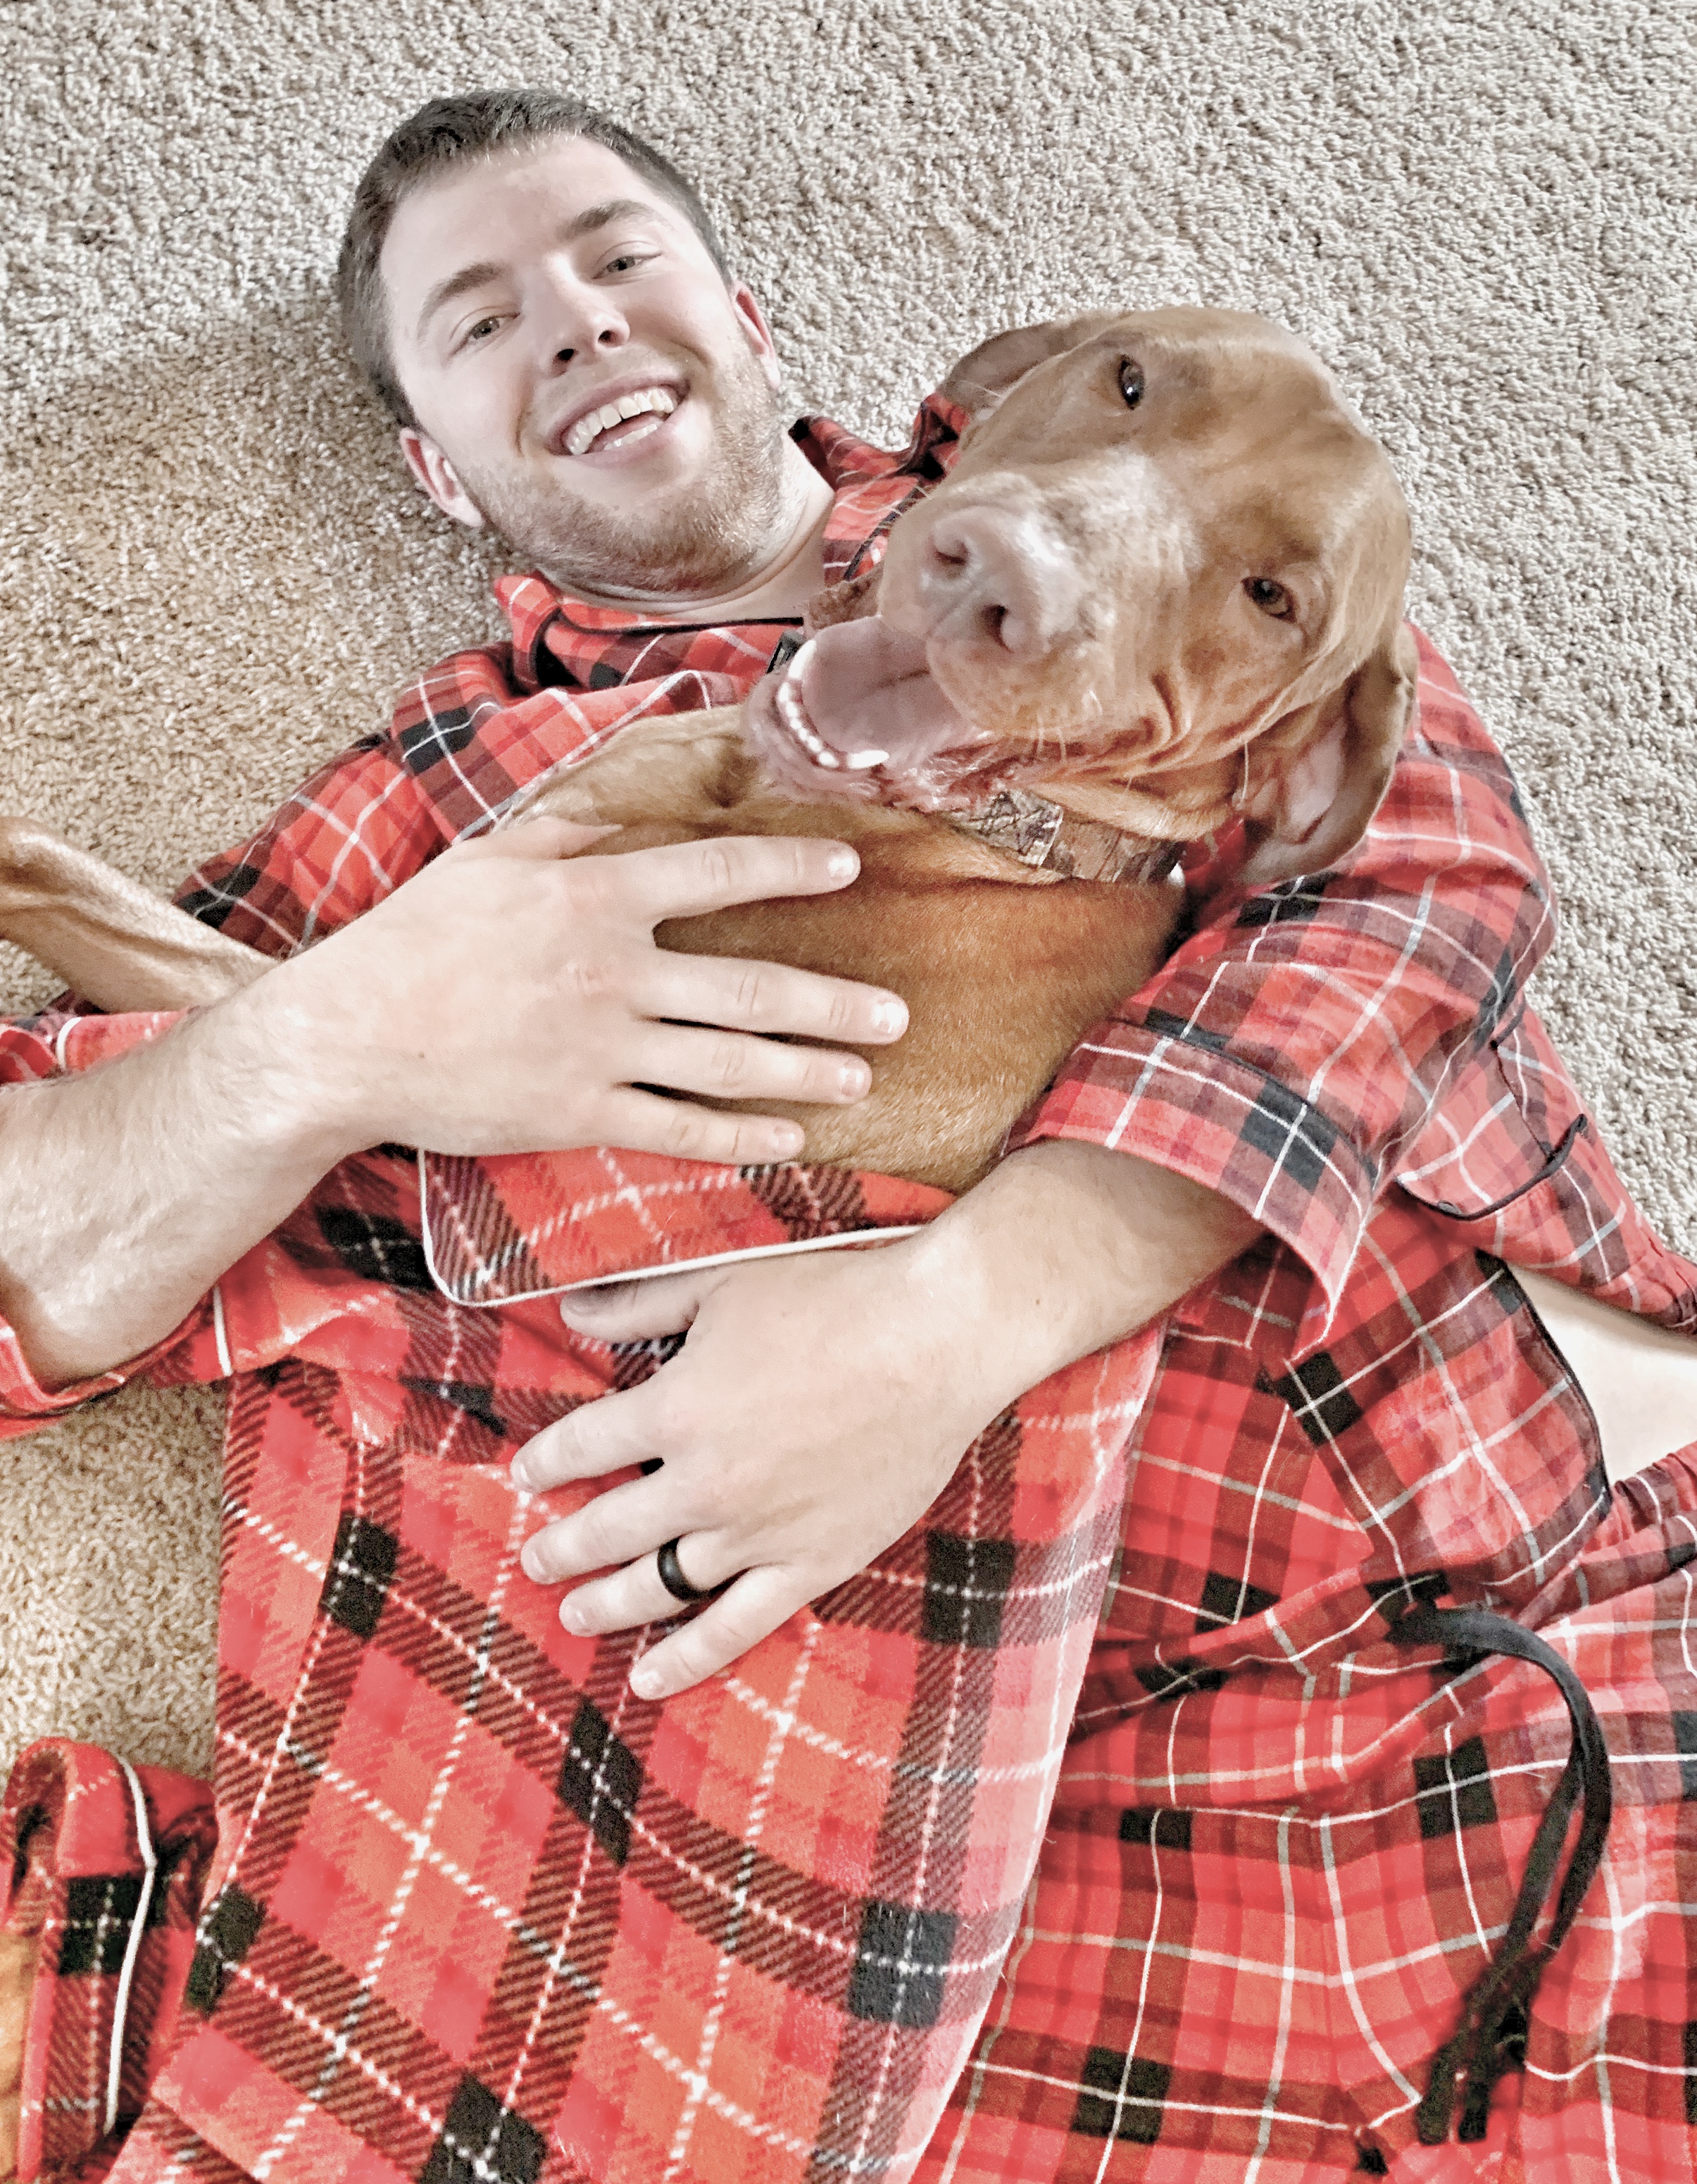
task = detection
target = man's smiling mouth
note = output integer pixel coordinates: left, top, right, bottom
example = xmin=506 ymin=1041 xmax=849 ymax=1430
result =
xmin=561 ymin=385 xmax=678 ymax=458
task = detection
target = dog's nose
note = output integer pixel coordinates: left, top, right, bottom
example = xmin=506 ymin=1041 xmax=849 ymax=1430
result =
xmin=913 ymin=506 xmax=1084 ymax=661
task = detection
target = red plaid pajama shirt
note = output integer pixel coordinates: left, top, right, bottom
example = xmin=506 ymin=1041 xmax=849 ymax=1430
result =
xmin=3 ymin=395 xmax=1696 ymax=2183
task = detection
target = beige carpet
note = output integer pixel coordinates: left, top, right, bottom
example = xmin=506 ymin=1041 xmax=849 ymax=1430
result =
xmin=1 ymin=0 xmax=1693 ymax=1782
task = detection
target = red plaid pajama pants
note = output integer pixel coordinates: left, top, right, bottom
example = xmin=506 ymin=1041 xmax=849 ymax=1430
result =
xmin=4 ymin=1186 xmax=1696 ymax=2183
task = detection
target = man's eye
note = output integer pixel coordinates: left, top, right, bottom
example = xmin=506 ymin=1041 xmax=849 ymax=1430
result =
xmin=602 ymin=251 xmax=653 ymax=275
xmin=1244 ymin=578 xmax=1293 ymax=618
xmin=463 ymin=316 xmax=502 ymax=346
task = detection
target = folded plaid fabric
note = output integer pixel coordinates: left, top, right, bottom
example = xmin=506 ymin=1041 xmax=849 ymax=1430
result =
xmin=420 ymin=1147 xmax=947 ymax=1302
xmin=0 ymin=1743 xmax=217 ymax=2178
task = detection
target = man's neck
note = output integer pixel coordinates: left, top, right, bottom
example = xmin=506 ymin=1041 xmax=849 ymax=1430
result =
xmin=568 ymin=439 xmax=835 ymax=624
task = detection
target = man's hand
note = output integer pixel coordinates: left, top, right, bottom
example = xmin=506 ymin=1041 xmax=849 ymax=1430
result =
xmin=0 ymin=822 xmax=905 ymax=1385
xmin=513 ymin=1141 xmax=1261 ymax=1696
xmin=260 ymin=818 xmax=908 ymax=1166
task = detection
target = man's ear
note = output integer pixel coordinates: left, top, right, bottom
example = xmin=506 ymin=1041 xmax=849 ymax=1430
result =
xmin=729 ymin=282 xmax=783 ymax=393
xmin=1237 ymin=624 xmax=1420 ymax=890
xmin=399 ymin=428 xmax=487 ymax=530
xmin=939 ymin=311 xmax=1126 ymax=420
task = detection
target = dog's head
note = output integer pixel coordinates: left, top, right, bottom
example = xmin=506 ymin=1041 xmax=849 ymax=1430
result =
xmin=746 ymin=307 xmax=1417 ymax=886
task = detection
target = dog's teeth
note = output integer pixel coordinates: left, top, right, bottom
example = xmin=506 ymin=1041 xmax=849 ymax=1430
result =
xmin=772 ymin=648 xmax=856 ymax=771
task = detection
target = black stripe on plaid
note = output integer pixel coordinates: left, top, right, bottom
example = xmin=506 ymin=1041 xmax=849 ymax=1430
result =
xmin=58 ymin=1871 xmax=150 ymax=1975
xmin=398 ymin=1377 xmax=507 ymax=1438
xmin=1672 ymin=1711 xmax=1697 ymax=1800
xmin=322 ymin=1512 xmax=400 ymax=1640
xmin=847 ymin=1900 xmax=959 ymax=2027
xmin=398 ymin=707 xmax=482 ymax=775
xmin=1267 ymin=1352 xmax=1364 ymax=1445
xmin=185 ymin=1884 xmax=265 ymax=2014
xmin=1119 ymin=1807 xmax=1194 ymax=1851
xmin=422 ymin=2075 xmax=549 ymax=2184
xmin=1235 ymin=877 xmax=1330 ymax=930
xmin=556 ymin=1698 xmax=644 ymax=1868
xmin=1072 ymin=2047 xmax=1172 ymax=2143
xmin=316 ymin=1206 xmax=434 ymax=1291
xmin=179 ymin=860 xmax=263 ymax=929
xmin=1412 ymin=1736 xmax=1498 ymax=1838
xmin=1194 ymin=1569 xmax=1279 ymax=1630
xmin=922 ymin=1530 xmax=1020 ymax=1648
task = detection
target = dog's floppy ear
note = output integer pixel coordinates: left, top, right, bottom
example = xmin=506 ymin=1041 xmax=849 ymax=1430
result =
xmin=939 ymin=311 xmax=1125 ymax=420
xmin=1236 ymin=624 xmax=1419 ymax=890
xmin=804 ymin=561 xmax=882 ymax=635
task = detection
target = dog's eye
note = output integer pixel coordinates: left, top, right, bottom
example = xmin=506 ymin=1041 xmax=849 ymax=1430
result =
xmin=1245 ymin=577 xmax=1292 ymax=618
xmin=1118 ymin=358 xmax=1145 ymax=410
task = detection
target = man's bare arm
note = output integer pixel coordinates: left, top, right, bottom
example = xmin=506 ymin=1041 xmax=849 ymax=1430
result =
xmin=0 ymin=822 xmax=906 ymax=1386
xmin=515 ymin=1137 xmax=1262 ymax=1696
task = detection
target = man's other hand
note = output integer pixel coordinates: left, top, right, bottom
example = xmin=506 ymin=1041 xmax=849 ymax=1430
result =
xmin=511 ymin=1242 xmax=994 ymax=1699
xmin=511 ymin=1143 xmax=1261 ymax=1696
xmin=256 ymin=818 xmax=908 ymax=1167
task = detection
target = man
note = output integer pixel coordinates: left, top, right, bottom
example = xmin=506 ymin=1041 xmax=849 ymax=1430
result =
xmin=2 ymin=87 xmax=1695 ymax=2184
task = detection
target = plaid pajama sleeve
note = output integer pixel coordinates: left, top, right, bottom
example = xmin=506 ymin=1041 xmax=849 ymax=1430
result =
xmin=170 ymin=657 xmax=754 ymax=959
xmin=1010 ymin=630 xmax=1560 ymax=1319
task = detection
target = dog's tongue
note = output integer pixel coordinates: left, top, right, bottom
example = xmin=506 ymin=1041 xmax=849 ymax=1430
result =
xmin=743 ymin=616 xmax=984 ymax=807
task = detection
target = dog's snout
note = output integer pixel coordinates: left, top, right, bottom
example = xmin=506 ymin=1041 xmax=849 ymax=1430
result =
xmin=915 ymin=506 xmax=1084 ymax=661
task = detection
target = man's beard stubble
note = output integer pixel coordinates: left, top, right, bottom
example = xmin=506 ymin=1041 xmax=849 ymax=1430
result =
xmin=458 ymin=344 xmax=794 ymax=603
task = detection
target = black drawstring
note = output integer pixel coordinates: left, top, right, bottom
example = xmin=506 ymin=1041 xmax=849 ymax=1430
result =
xmin=1389 ymin=1603 xmax=1613 ymax=2144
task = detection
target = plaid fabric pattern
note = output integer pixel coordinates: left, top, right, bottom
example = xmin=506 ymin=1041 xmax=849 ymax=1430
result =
xmin=0 ymin=1742 xmax=217 ymax=2177
xmin=919 ymin=1210 xmax=1697 ymax=2180
xmin=4 ymin=385 xmax=1697 ymax=2178
xmin=3 ymin=1066 xmax=1696 ymax=2178
xmin=1 ymin=1048 xmax=1164 ymax=2180
xmin=420 ymin=1149 xmax=948 ymax=1303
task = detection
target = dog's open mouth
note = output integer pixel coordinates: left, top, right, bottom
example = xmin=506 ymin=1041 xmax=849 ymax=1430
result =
xmin=772 ymin=644 xmax=889 ymax=774
xmin=744 ymin=617 xmax=991 ymax=810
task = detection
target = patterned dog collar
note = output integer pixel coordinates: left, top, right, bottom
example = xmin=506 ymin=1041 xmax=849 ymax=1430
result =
xmin=953 ymin=787 xmax=1183 ymax=885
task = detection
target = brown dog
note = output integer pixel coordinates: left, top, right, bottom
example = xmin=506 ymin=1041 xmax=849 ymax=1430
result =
xmin=0 ymin=308 xmax=1416 ymax=1192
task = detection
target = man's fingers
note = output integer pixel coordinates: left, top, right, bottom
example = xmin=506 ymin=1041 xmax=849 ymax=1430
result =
xmin=601 ymin=832 xmax=864 ymax=923
xmin=630 ymin=1021 xmax=873 ymax=1110
xmin=559 ymin=1269 xmax=721 ymax=1343
xmin=515 ymin=1383 xmax=665 ymax=1495
xmin=594 ymin=1089 xmax=810 ymax=1166
xmin=520 ymin=1472 xmax=683 ymax=1582
xmin=628 ymin=1567 xmax=807 ymax=1698
xmin=638 ymin=949 xmax=908 ymax=1048
xmin=556 ymin=1532 xmax=727 ymax=1637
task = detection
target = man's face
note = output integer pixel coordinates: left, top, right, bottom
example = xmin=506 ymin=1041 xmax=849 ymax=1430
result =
xmin=382 ymin=137 xmax=791 ymax=599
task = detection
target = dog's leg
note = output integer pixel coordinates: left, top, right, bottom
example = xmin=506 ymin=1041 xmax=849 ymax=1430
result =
xmin=0 ymin=817 xmax=267 ymax=1011
xmin=509 ymin=708 xmax=758 ymax=834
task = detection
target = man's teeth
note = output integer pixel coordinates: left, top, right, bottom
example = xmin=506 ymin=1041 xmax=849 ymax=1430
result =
xmin=775 ymin=649 xmax=888 ymax=773
xmin=564 ymin=386 xmax=677 ymax=457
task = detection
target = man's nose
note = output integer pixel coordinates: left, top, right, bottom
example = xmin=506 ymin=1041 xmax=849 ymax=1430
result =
xmin=533 ymin=272 xmax=630 ymax=369
xmin=910 ymin=506 xmax=1085 ymax=660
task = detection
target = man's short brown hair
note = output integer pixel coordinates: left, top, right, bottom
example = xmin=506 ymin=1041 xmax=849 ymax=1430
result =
xmin=336 ymin=89 xmax=732 ymax=428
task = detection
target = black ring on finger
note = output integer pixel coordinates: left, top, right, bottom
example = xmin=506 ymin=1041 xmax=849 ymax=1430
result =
xmin=656 ymin=1536 xmax=713 ymax=1604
